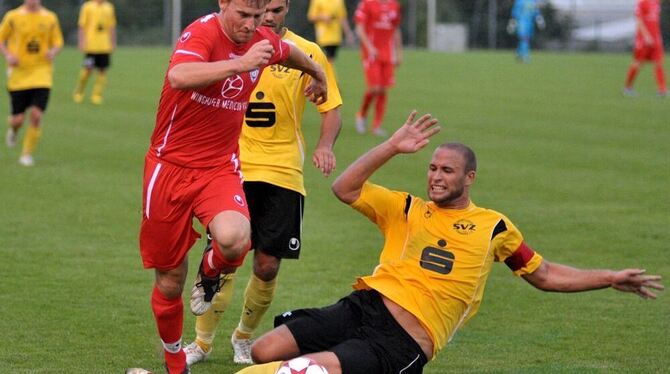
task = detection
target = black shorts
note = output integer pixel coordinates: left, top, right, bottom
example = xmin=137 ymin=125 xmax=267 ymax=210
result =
xmin=243 ymin=181 xmax=304 ymax=259
xmin=9 ymin=88 xmax=50 ymax=115
xmin=274 ymin=289 xmax=428 ymax=374
xmin=322 ymin=45 xmax=339 ymax=59
xmin=83 ymin=53 xmax=111 ymax=70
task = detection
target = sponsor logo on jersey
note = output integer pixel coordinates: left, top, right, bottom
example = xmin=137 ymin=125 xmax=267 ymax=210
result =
xmin=179 ymin=31 xmax=191 ymax=43
xmin=453 ymin=219 xmax=476 ymax=235
xmin=234 ymin=194 xmax=245 ymax=207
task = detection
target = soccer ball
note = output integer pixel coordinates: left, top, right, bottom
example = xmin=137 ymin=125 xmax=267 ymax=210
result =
xmin=275 ymin=357 xmax=329 ymax=374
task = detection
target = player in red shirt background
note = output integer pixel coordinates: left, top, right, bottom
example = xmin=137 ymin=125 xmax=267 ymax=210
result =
xmin=623 ymin=0 xmax=667 ymax=97
xmin=353 ymin=0 xmax=402 ymax=137
xmin=135 ymin=1 xmax=327 ymax=373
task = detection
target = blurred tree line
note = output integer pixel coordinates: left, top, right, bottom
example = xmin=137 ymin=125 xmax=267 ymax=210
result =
xmin=0 ymin=0 xmax=668 ymax=48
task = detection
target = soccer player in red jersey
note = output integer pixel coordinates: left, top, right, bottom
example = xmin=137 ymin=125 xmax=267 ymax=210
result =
xmin=624 ymin=0 xmax=667 ymax=97
xmin=135 ymin=1 xmax=327 ymax=373
xmin=353 ymin=0 xmax=402 ymax=137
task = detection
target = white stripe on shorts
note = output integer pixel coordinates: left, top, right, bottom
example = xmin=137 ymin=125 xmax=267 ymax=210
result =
xmin=145 ymin=163 xmax=163 ymax=219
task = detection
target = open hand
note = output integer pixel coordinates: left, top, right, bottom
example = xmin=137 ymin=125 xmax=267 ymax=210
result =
xmin=388 ymin=111 xmax=441 ymax=154
xmin=612 ymin=269 xmax=664 ymax=299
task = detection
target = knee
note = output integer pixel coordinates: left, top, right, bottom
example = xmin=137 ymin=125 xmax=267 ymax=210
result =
xmin=29 ymin=108 xmax=42 ymax=125
xmin=155 ymin=277 xmax=183 ymax=299
xmin=253 ymin=254 xmax=280 ymax=281
xmin=10 ymin=114 xmax=24 ymax=126
xmin=214 ymin=226 xmax=250 ymax=261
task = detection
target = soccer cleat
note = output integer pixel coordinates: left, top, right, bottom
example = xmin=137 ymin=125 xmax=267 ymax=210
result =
xmin=190 ymin=242 xmax=223 ymax=316
xmin=124 ymin=369 xmax=153 ymax=374
xmin=184 ymin=341 xmax=211 ymax=366
xmin=5 ymin=128 xmax=17 ymax=148
xmin=355 ymin=114 xmax=367 ymax=134
xmin=622 ymin=87 xmax=637 ymax=97
xmin=231 ymin=333 xmax=254 ymax=364
xmin=372 ymin=127 xmax=388 ymax=138
xmin=73 ymin=93 xmax=84 ymax=103
xmin=91 ymin=95 xmax=103 ymax=105
xmin=18 ymin=154 xmax=34 ymax=167
xmin=657 ymin=90 xmax=668 ymax=98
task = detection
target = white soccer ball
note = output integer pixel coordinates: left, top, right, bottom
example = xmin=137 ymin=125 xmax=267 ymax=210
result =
xmin=275 ymin=357 xmax=329 ymax=374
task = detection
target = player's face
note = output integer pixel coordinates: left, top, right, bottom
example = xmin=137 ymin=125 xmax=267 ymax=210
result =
xmin=219 ymin=0 xmax=268 ymax=44
xmin=263 ymin=0 xmax=289 ymax=34
xmin=427 ymin=148 xmax=475 ymax=208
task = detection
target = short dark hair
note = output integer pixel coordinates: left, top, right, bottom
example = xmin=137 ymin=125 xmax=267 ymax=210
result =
xmin=438 ymin=143 xmax=477 ymax=172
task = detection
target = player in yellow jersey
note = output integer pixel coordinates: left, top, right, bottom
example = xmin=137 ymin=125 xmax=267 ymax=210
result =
xmin=72 ymin=0 xmax=116 ymax=105
xmin=183 ymin=0 xmax=343 ymax=366
xmin=235 ymin=111 xmax=664 ymax=374
xmin=0 ymin=0 xmax=63 ymax=167
xmin=307 ymin=0 xmax=354 ymax=62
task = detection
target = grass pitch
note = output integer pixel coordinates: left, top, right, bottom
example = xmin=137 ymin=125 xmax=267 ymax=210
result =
xmin=0 ymin=47 xmax=668 ymax=373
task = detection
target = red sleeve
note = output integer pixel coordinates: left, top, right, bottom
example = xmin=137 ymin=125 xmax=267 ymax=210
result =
xmin=635 ymin=0 xmax=647 ymax=18
xmin=169 ymin=19 xmax=213 ymax=68
xmin=394 ymin=3 xmax=402 ymax=27
xmin=354 ymin=1 xmax=367 ymax=25
xmin=504 ymin=241 xmax=536 ymax=271
xmin=257 ymin=26 xmax=291 ymax=65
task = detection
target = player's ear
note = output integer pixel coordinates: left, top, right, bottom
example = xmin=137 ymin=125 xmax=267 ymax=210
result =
xmin=219 ymin=0 xmax=230 ymax=12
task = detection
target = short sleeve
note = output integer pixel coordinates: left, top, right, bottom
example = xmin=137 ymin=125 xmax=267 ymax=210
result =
xmin=110 ymin=4 xmax=117 ymax=27
xmin=354 ymin=1 xmax=367 ymax=25
xmin=78 ymin=4 xmax=87 ymax=27
xmin=311 ymin=45 xmax=342 ymax=113
xmin=51 ymin=15 xmax=64 ymax=48
xmin=350 ymin=182 xmax=410 ymax=231
xmin=491 ymin=215 xmax=543 ymax=276
xmin=170 ymin=22 xmax=213 ymax=66
xmin=0 ymin=13 xmax=12 ymax=42
xmin=307 ymin=0 xmax=318 ymax=21
xmin=635 ymin=1 xmax=647 ymax=17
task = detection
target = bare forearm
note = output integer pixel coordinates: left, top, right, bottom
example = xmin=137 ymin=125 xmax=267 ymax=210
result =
xmin=332 ymin=140 xmax=398 ymax=204
xmin=283 ymin=47 xmax=320 ymax=80
xmin=168 ymin=60 xmax=243 ymax=90
xmin=317 ymin=108 xmax=342 ymax=150
xmin=355 ymin=24 xmax=372 ymax=51
xmin=526 ymin=261 xmax=615 ymax=292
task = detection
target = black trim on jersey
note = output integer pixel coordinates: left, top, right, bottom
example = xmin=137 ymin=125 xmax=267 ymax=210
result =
xmin=491 ymin=219 xmax=507 ymax=240
xmin=403 ymin=194 xmax=412 ymax=218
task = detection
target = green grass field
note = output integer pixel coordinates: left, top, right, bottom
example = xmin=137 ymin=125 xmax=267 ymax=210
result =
xmin=0 ymin=47 xmax=668 ymax=373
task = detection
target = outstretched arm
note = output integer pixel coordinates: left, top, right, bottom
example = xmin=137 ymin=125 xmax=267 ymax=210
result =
xmin=523 ymin=260 xmax=664 ymax=299
xmin=332 ymin=111 xmax=440 ymax=204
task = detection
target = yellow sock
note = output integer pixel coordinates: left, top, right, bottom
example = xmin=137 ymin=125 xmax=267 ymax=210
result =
xmin=21 ymin=126 xmax=41 ymax=156
xmin=194 ymin=272 xmax=236 ymax=352
xmin=91 ymin=72 xmax=107 ymax=98
xmin=234 ymin=361 xmax=281 ymax=374
xmin=74 ymin=68 xmax=91 ymax=96
xmin=235 ymin=274 xmax=277 ymax=339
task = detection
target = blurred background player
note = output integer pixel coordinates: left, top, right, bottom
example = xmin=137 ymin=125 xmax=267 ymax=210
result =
xmin=307 ymin=0 xmax=354 ymax=63
xmin=354 ymin=0 xmax=402 ymax=138
xmin=236 ymin=111 xmax=664 ymax=374
xmin=136 ymin=0 xmax=327 ymax=372
xmin=72 ymin=0 xmax=117 ymax=105
xmin=184 ymin=0 xmax=342 ymax=366
xmin=623 ymin=0 xmax=666 ymax=97
xmin=0 ymin=0 xmax=63 ymax=167
xmin=507 ymin=0 xmax=544 ymax=63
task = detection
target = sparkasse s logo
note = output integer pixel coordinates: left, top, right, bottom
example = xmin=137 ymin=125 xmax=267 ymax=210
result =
xmin=453 ymin=219 xmax=476 ymax=235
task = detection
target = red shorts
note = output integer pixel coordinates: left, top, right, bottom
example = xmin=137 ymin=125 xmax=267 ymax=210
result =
xmin=363 ymin=59 xmax=395 ymax=88
xmin=139 ymin=155 xmax=250 ymax=271
xmin=634 ymin=43 xmax=664 ymax=62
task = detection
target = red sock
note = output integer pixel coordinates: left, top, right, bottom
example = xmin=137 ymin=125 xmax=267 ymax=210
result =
xmin=151 ymin=286 xmax=186 ymax=374
xmin=625 ymin=63 xmax=640 ymax=88
xmin=359 ymin=90 xmax=376 ymax=117
xmin=373 ymin=92 xmax=387 ymax=130
xmin=202 ymin=241 xmax=226 ymax=277
xmin=655 ymin=63 xmax=666 ymax=92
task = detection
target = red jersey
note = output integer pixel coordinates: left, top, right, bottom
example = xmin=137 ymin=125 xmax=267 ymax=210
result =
xmin=354 ymin=0 xmax=401 ymax=63
xmin=635 ymin=0 xmax=662 ymax=46
xmin=148 ymin=14 xmax=291 ymax=168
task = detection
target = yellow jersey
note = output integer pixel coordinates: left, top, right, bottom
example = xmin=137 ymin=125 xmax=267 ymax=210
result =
xmin=350 ymin=182 xmax=544 ymax=358
xmin=239 ymin=29 xmax=342 ymax=195
xmin=307 ymin=0 xmax=348 ymax=47
xmin=78 ymin=0 xmax=116 ymax=54
xmin=0 ymin=5 xmax=63 ymax=91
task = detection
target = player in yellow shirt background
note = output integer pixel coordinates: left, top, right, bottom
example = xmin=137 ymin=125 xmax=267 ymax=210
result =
xmin=72 ymin=0 xmax=116 ymax=105
xmin=307 ymin=0 xmax=354 ymax=62
xmin=0 ymin=0 xmax=63 ymax=167
xmin=183 ymin=0 xmax=343 ymax=366
xmin=236 ymin=111 xmax=663 ymax=374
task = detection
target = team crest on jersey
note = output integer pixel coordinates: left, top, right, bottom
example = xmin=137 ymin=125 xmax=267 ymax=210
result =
xmin=250 ymin=68 xmax=260 ymax=83
xmin=221 ymin=75 xmax=244 ymax=98
xmin=453 ymin=219 xmax=476 ymax=235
